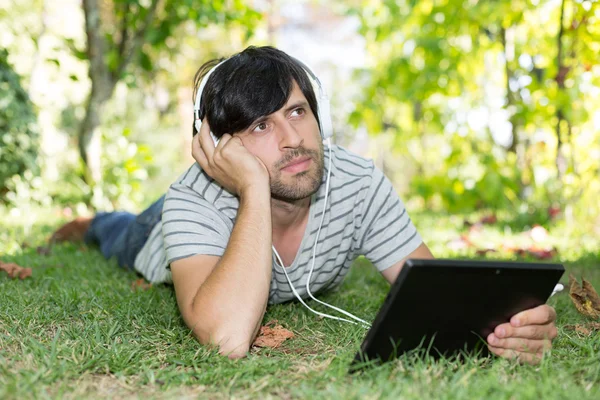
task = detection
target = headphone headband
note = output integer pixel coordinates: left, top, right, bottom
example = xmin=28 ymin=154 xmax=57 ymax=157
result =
xmin=193 ymin=56 xmax=333 ymax=141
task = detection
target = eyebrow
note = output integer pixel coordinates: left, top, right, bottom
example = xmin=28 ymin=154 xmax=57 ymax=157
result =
xmin=283 ymin=101 xmax=309 ymax=114
xmin=247 ymin=101 xmax=310 ymax=129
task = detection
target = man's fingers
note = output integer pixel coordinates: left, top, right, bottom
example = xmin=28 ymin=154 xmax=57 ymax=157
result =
xmin=192 ymin=133 xmax=209 ymax=169
xmin=494 ymin=322 xmax=558 ymax=340
xmin=511 ymin=304 xmax=557 ymax=327
xmin=487 ymin=333 xmax=552 ymax=353
xmin=488 ymin=345 xmax=543 ymax=365
xmin=198 ymin=117 xmax=215 ymax=159
xmin=215 ymin=133 xmax=233 ymax=152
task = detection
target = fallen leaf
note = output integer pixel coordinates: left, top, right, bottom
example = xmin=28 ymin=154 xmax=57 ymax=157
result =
xmin=527 ymin=246 xmax=557 ymax=260
xmin=476 ymin=249 xmax=497 ymax=256
xmin=447 ymin=235 xmax=474 ymax=251
xmin=131 ymin=278 xmax=152 ymax=290
xmin=569 ymin=274 xmax=600 ymax=319
xmin=548 ymin=205 xmax=561 ymax=220
xmin=463 ymin=214 xmax=496 ymax=229
xmin=36 ymin=246 xmax=52 ymax=256
xmin=0 ymin=261 xmax=32 ymax=280
xmin=479 ymin=214 xmax=497 ymax=225
xmin=252 ymin=319 xmax=294 ymax=349
xmin=576 ymin=325 xmax=591 ymax=335
xmin=503 ymin=245 xmax=557 ymax=260
xmin=564 ymin=323 xmax=600 ymax=336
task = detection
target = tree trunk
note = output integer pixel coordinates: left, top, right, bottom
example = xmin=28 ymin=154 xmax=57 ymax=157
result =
xmin=78 ymin=83 xmax=114 ymax=183
xmin=413 ymin=101 xmax=425 ymax=176
xmin=554 ymin=0 xmax=569 ymax=178
xmin=80 ymin=0 xmax=115 ymax=185
xmin=500 ymin=26 xmax=519 ymax=154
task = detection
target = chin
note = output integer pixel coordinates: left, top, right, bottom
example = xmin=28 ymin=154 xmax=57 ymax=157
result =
xmin=270 ymin=179 xmax=321 ymax=202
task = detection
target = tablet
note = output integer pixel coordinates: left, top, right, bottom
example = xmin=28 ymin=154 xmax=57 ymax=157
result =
xmin=352 ymin=259 xmax=565 ymax=368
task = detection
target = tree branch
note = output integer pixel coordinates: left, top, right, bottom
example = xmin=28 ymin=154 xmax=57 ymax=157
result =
xmin=555 ymin=0 xmax=567 ymax=88
xmin=116 ymin=2 xmax=129 ymax=60
xmin=554 ymin=0 xmax=568 ymax=177
xmin=500 ymin=26 xmax=518 ymax=153
xmin=114 ymin=0 xmax=162 ymax=80
xmin=82 ymin=0 xmax=113 ymax=98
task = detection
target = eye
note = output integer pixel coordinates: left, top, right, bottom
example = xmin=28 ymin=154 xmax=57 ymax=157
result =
xmin=291 ymin=108 xmax=305 ymax=117
xmin=253 ymin=122 xmax=268 ymax=132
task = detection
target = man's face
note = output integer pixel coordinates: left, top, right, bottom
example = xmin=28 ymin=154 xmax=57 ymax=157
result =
xmin=235 ymin=81 xmax=324 ymax=202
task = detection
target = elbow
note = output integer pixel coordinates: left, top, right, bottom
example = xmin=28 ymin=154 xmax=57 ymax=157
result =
xmin=219 ymin=341 xmax=251 ymax=359
xmin=195 ymin=326 xmax=251 ymax=359
xmin=212 ymin=330 xmax=251 ymax=359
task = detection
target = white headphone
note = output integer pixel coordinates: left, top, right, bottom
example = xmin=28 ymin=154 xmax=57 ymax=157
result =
xmin=193 ymin=56 xmax=369 ymax=328
xmin=193 ymin=57 xmax=333 ymax=144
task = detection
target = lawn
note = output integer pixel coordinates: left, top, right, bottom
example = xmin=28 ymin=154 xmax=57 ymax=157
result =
xmin=1 ymin=208 xmax=599 ymax=399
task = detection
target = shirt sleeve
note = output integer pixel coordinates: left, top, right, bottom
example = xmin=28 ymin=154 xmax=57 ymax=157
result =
xmin=162 ymin=183 xmax=232 ymax=264
xmin=356 ymin=166 xmax=423 ymax=271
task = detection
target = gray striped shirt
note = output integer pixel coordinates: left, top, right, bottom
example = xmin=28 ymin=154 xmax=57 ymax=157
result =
xmin=134 ymin=144 xmax=422 ymax=304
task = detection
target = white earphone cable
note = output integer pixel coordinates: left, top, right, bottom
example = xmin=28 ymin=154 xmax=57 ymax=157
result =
xmin=273 ymin=139 xmax=370 ymax=328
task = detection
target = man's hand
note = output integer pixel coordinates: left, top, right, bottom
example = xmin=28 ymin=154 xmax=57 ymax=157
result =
xmin=487 ymin=304 xmax=558 ymax=365
xmin=192 ymin=118 xmax=269 ymax=196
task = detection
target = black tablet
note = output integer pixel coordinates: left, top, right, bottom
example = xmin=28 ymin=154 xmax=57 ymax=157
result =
xmin=352 ymin=259 xmax=565 ymax=368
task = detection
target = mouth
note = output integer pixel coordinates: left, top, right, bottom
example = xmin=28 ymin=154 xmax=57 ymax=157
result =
xmin=281 ymin=156 xmax=312 ymax=173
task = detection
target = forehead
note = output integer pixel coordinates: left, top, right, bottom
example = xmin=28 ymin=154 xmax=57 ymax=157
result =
xmin=284 ymin=81 xmax=308 ymax=105
xmin=238 ymin=81 xmax=310 ymax=134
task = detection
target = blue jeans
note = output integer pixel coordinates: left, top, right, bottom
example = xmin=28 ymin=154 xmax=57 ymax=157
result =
xmin=84 ymin=196 xmax=165 ymax=270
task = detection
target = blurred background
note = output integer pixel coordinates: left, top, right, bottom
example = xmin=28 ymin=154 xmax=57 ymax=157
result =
xmin=1 ymin=0 xmax=599 ymax=252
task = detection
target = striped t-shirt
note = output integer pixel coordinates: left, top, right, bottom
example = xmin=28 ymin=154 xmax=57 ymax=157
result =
xmin=133 ymin=144 xmax=422 ymax=304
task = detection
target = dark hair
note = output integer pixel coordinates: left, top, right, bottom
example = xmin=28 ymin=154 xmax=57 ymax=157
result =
xmin=192 ymin=46 xmax=320 ymax=137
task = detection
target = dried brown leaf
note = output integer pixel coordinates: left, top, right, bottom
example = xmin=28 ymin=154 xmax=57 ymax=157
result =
xmin=479 ymin=214 xmax=497 ymax=225
xmin=0 ymin=261 xmax=32 ymax=280
xmin=582 ymin=278 xmax=600 ymax=311
xmin=576 ymin=325 xmax=591 ymax=335
xmin=527 ymin=247 xmax=557 ymax=260
xmin=564 ymin=323 xmax=600 ymax=336
xmin=252 ymin=319 xmax=294 ymax=349
xmin=131 ymin=278 xmax=152 ymax=291
xmin=475 ymin=249 xmax=497 ymax=256
xmin=36 ymin=246 xmax=52 ymax=256
xmin=569 ymin=275 xmax=600 ymax=319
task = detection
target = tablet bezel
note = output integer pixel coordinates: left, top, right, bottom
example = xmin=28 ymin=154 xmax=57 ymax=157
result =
xmin=351 ymin=258 xmax=565 ymax=369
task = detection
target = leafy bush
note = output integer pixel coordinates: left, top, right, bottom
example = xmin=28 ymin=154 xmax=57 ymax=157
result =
xmin=88 ymin=126 xmax=154 ymax=211
xmin=0 ymin=49 xmax=40 ymax=195
xmin=411 ymin=134 xmax=521 ymax=213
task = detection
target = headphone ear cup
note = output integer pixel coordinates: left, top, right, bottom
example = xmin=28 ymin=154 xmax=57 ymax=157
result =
xmin=316 ymin=94 xmax=333 ymax=140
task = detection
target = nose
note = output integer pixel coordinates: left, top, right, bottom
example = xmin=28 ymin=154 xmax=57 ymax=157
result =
xmin=277 ymin=118 xmax=303 ymax=149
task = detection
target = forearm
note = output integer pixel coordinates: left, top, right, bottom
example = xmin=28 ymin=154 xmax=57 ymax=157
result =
xmin=189 ymin=190 xmax=272 ymax=354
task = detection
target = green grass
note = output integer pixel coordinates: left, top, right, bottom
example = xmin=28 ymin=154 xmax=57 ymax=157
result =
xmin=1 ymin=209 xmax=600 ymax=399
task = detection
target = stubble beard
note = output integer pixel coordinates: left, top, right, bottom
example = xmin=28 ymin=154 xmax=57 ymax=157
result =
xmin=269 ymin=140 xmax=325 ymax=202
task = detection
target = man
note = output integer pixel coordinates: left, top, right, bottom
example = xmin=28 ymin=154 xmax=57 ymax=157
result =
xmin=52 ymin=46 xmax=557 ymax=362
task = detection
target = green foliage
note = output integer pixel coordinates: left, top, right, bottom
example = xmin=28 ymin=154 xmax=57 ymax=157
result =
xmin=352 ymin=0 xmax=600 ymax=223
xmin=90 ymin=126 xmax=155 ymax=211
xmin=412 ymin=135 xmax=521 ymax=212
xmin=0 ymin=49 xmax=40 ymax=194
xmin=3 ymin=170 xmax=52 ymax=209
xmin=98 ymin=0 xmax=262 ymax=82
